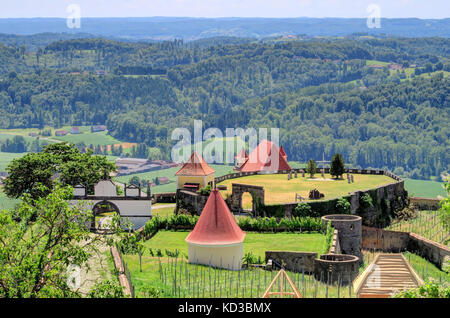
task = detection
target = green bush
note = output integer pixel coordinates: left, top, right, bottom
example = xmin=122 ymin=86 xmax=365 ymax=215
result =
xmin=360 ymin=193 xmax=374 ymax=209
xmin=393 ymin=280 xmax=450 ymax=298
xmin=293 ymin=202 xmax=320 ymax=218
xmin=335 ymin=198 xmax=351 ymax=214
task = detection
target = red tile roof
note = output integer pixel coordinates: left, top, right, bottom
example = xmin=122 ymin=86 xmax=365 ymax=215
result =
xmin=185 ymin=190 xmax=246 ymax=245
xmin=175 ymin=151 xmax=215 ymax=176
xmin=239 ymin=140 xmax=291 ymax=172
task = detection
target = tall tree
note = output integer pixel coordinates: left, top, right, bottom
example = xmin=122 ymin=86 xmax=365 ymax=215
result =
xmin=306 ymin=159 xmax=317 ymax=178
xmin=0 ymin=185 xmax=123 ymax=298
xmin=330 ymin=153 xmax=345 ymax=179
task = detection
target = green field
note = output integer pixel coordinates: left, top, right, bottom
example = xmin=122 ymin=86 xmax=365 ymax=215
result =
xmin=140 ymin=230 xmax=328 ymax=260
xmin=218 ymin=173 xmax=394 ymax=208
xmin=0 ymin=188 xmax=21 ymax=210
xmin=404 ymin=178 xmax=446 ymax=198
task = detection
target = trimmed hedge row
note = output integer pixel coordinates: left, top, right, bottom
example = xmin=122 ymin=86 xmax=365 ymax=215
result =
xmin=140 ymin=214 xmax=327 ymax=239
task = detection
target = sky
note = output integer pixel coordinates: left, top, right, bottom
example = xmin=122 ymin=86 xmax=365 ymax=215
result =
xmin=0 ymin=0 xmax=448 ymax=19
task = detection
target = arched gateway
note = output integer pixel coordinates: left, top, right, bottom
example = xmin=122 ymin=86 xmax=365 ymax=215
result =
xmin=69 ymin=180 xmax=152 ymax=231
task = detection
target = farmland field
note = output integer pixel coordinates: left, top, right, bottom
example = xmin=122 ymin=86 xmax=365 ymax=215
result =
xmin=404 ymin=178 xmax=446 ymax=198
xmin=0 ymin=187 xmax=21 ymax=210
xmin=218 ymin=173 xmax=394 ymax=208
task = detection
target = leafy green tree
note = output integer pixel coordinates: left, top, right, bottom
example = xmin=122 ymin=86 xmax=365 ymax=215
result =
xmin=330 ymin=153 xmax=345 ymax=179
xmin=335 ymin=197 xmax=351 ymax=214
xmin=88 ymin=281 xmax=126 ymax=298
xmin=4 ymin=143 xmax=116 ymax=200
xmin=306 ymin=159 xmax=317 ymax=178
xmin=0 ymin=185 xmax=121 ymax=298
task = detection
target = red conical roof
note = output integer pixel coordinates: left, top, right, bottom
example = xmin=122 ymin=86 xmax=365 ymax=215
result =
xmin=239 ymin=140 xmax=291 ymax=172
xmin=185 ymin=190 xmax=246 ymax=245
xmin=175 ymin=151 xmax=215 ymax=176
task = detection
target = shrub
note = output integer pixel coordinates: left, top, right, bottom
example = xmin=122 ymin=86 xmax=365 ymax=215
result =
xmin=393 ymin=280 xmax=450 ymax=298
xmin=335 ymin=198 xmax=351 ymax=214
xmin=360 ymin=193 xmax=374 ymax=209
xmin=293 ymin=202 xmax=320 ymax=218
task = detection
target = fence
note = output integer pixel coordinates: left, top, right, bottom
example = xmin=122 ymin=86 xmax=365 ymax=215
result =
xmin=113 ymin=244 xmax=135 ymax=298
xmin=155 ymin=256 xmax=356 ymax=298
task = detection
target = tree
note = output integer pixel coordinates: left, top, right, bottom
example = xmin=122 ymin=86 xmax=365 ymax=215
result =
xmin=0 ymin=185 xmax=121 ymax=297
xmin=88 ymin=281 xmax=126 ymax=298
xmin=306 ymin=159 xmax=317 ymax=178
xmin=4 ymin=143 xmax=116 ymax=200
xmin=330 ymin=153 xmax=345 ymax=179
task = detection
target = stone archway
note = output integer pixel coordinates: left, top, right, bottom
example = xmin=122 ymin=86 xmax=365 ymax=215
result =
xmin=92 ymin=200 xmax=120 ymax=232
xmin=230 ymin=183 xmax=264 ymax=213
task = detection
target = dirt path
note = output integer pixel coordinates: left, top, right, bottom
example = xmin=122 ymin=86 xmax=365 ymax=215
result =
xmin=77 ymin=235 xmax=115 ymax=296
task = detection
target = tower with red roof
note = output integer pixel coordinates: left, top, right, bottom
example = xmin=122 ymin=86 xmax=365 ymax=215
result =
xmin=186 ymin=189 xmax=246 ymax=270
xmin=175 ymin=151 xmax=215 ymax=191
xmin=238 ymin=140 xmax=291 ymax=173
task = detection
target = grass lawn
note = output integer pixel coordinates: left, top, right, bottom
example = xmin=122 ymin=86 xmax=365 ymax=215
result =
xmin=140 ymin=230 xmax=328 ymax=260
xmin=404 ymin=178 xmax=446 ymax=198
xmin=151 ymin=206 xmax=176 ymax=218
xmin=218 ymin=173 xmax=394 ymax=208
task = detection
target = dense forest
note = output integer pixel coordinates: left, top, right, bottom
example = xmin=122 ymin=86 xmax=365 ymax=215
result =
xmin=0 ymin=35 xmax=448 ymax=180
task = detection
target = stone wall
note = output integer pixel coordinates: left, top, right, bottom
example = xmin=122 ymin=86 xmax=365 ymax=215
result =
xmin=313 ymin=254 xmax=360 ymax=285
xmin=329 ymin=229 xmax=341 ymax=254
xmin=322 ymin=215 xmax=362 ymax=261
xmin=361 ymin=226 xmax=410 ymax=252
xmin=362 ymin=226 xmax=450 ymax=269
xmin=230 ymin=183 xmax=265 ymax=212
xmin=265 ymin=251 xmax=317 ymax=273
xmin=215 ymin=169 xmax=408 ymax=227
xmin=350 ymin=180 xmax=409 ymax=227
xmin=408 ymin=233 xmax=450 ymax=269
xmin=175 ymin=189 xmax=209 ymax=215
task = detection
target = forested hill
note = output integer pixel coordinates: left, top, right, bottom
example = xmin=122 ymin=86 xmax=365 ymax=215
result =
xmin=0 ymin=18 xmax=449 ymax=39
xmin=0 ymin=36 xmax=448 ymax=179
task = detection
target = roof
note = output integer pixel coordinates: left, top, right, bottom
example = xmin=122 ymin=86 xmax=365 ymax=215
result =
xmin=239 ymin=140 xmax=291 ymax=172
xmin=175 ymin=152 xmax=215 ymax=176
xmin=185 ymin=189 xmax=246 ymax=245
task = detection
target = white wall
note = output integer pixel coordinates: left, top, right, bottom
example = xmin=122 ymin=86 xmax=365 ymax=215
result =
xmin=188 ymin=243 xmax=244 ymax=270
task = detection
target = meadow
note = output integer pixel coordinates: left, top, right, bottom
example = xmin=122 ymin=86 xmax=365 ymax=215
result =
xmin=218 ymin=173 xmax=394 ymax=208
xmin=404 ymin=178 xmax=446 ymax=198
